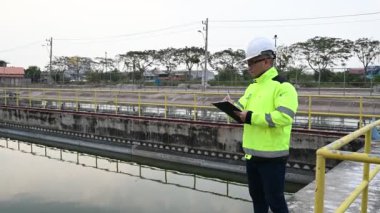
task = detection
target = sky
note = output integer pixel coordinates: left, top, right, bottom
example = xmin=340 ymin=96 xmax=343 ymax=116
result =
xmin=1 ymin=0 xmax=380 ymax=70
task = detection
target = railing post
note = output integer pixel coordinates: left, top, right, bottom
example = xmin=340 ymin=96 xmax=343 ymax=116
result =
xmin=138 ymin=92 xmax=141 ymax=117
xmin=58 ymin=90 xmax=62 ymax=110
xmin=16 ymin=88 xmax=19 ymax=106
xmin=361 ymin=130 xmax=372 ymax=213
xmin=315 ymin=152 xmax=326 ymax=213
xmin=75 ymin=89 xmax=79 ymax=112
xmin=193 ymin=94 xmax=197 ymax=121
xmin=114 ymin=91 xmax=118 ymax=114
xmin=93 ymin=90 xmax=97 ymax=112
xmin=359 ymin=97 xmax=363 ymax=128
xmin=4 ymin=89 xmax=7 ymax=106
xmin=308 ymin=96 xmax=312 ymax=130
xmin=42 ymin=89 xmax=46 ymax=109
xmin=28 ymin=88 xmax=32 ymax=107
xmin=164 ymin=93 xmax=167 ymax=119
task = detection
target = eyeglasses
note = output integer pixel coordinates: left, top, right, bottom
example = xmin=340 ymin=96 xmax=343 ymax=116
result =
xmin=247 ymin=58 xmax=268 ymax=67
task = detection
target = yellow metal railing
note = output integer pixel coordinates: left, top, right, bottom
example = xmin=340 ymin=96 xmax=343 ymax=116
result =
xmin=314 ymin=119 xmax=380 ymax=213
xmin=0 ymin=88 xmax=380 ymax=126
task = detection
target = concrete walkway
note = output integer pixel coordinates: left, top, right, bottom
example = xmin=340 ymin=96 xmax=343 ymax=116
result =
xmin=288 ymin=143 xmax=380 ymax=213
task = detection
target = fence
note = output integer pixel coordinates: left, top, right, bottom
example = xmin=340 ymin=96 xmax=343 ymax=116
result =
xmin=314 ymin=119 xmax=380 ymax=212
xmin=1 ymin=87 xmax=380 ymax=130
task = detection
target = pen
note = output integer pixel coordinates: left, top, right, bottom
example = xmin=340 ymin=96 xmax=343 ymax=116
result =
xmin=226 ymin=92 xmax=233 ymax=103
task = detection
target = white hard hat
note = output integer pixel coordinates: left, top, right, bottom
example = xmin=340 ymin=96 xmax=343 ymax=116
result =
xmin=243 ymin=37 xmax=276 ymax=61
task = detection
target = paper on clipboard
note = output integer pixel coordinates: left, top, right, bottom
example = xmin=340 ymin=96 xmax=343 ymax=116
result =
xmin=212 ymin=101 xmax=243 ymax=123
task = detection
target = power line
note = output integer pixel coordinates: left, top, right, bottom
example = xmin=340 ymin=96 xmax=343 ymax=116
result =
xmin=209 ymin=17 xmax=380 ymax=49
xmin=0 ymin=40 xmax=44 ymax=53
xmin=211 ymin=18 xmax=380 ymax=29
xmin=212 ymin=11 xmax=380 ymax=23
xmin=55 ymin=21 xmax=200 ymax=41
xmin=54 ymin=26 xmax=200 ymax=45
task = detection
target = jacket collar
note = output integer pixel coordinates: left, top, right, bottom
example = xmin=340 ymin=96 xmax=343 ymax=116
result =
xmin=253 ymin=67 xmax=278 ymax=83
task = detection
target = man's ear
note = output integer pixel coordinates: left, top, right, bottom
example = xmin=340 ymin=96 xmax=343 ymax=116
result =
xmin=264 ymin=58 xmax=272 ymax=67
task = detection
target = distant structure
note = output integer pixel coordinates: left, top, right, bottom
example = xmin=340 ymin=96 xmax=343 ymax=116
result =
xmin=366 ymin=66 xmax=380 ymax=79
xmin=347 ymin=67 xmax=365 ymax=75
xmin=0 ymin=60 xmax=7 ymax=67
xmin=348 ymin=66 xmax=380 ymax=79
xmin=0 ymin=60 xmax=25 ymax=86
xmin=143 ymin=69 xmax=215 ymax=83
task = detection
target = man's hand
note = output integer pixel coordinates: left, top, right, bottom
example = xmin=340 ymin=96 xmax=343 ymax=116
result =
xmin=223 ymin=95 xmax=233 ymax=103
xmin=235 ymin=110 xmax=248 ymax=123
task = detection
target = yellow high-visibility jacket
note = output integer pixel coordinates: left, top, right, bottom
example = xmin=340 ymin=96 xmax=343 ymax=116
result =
xmin=236 ymin=67 xmax=298 ymax=159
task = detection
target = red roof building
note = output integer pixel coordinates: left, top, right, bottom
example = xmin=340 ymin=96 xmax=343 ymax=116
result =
xmin=0 ymin=66 xmax=25 ymax=86
xmin=0 ymin=67 xmax=24 ymax=78
xmin=348 ymin=68 xmax=365 ymax=75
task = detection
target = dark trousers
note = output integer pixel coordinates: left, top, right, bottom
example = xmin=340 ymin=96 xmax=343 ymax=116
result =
xmin=246 ymin=158 xmax=288 ymax=213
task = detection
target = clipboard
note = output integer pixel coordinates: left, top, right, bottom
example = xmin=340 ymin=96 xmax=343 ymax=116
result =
xmin=212 ymin=101 xmax=243 ymax=123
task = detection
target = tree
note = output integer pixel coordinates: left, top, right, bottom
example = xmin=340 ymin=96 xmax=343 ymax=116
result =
xmin=176 ymin=47 xmax=203 ymax=80
xmin=292 ymin=36 xmax=353 ymax=90
xmin=209 ymin=49 xmax=245 ymax=84
xmin=353 ymin=38 xmax=380 ymax=81
xmin=94 ymin=56 xmax=115 ymax=72
xmin=210 ymin=49 xmax=245 ymax=71
xmin=51 ymin=56 xmax=95 ymax=83
xmin=157 ymin=47 xmax=178 ymax=75
xmin=25 ymin=66 xmax=41 ymax=83
xmin=69 ymin=56 xmax=95 ymax=81
xmin=118 ymin=50 xmax=157 ymax=85
xmin=313 ymin=68 xmax=335 ymax=82
xmin=94 ymin=56 xmax=115 ymax=81
xmin=109 ymin=68 xmax=123 ymax=82
xmin=51 ymin=56 xmax=70 ymax=83
xmin=284 ymin=65 xmax=308 ymax=85
xmin=85 ymin=71 xmax=101 ymax=83
xmin=276 ymin=45 xmax=295 ymax=73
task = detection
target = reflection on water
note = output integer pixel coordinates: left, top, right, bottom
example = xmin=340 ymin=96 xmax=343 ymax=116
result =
xmin=0 ymin=138 xmax=252 ymax=213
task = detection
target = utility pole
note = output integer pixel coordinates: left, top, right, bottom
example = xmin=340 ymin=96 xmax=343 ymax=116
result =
xmin=273 ymin=35 xmax=278 ymax=66
xmin=76 ymin=57 xmax=79 ymax=82
xmin=105 ymin=51 xmax=110 ymax=81
xmin=46 ymin=37 xmax=53 ymax=82
xmin=274 ymin=34 xmax=278 ymax=48
xmin=201 ymin=18 xmax=209 ymax=91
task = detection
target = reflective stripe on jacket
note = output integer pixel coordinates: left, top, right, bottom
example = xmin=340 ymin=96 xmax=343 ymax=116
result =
xmin=236 ymin=67 xmax=298 ymax=159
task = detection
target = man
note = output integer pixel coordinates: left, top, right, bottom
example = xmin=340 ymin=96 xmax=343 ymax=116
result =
xmin=226 ymin=37 xmax=298 ymax=213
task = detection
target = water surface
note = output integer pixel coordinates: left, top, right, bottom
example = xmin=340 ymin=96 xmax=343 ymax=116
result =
xmin=0 ymin=138 xmax=252 ymax=213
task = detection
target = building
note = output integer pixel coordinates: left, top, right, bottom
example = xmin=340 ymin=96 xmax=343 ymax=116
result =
xmin=348 ymin=66 xmax=380 ymax=79
xmin=367 ymin=66 xmax=380 ymax=79
xmin=190 ymin=70 xmax=215 ymax=81
xmin=0 ymin=65 xmax=25 ymax=86
xmin=347 ymin=67 xmax=364 ymax=75
xmin=143 ymin=69 xmax=215 ymax=83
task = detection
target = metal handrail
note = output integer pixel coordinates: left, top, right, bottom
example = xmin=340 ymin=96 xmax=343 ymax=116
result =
xmin=1 ymin=88 xmax=380 ymax=128
xmin=314 ymin=119 xmax=380 ymax=213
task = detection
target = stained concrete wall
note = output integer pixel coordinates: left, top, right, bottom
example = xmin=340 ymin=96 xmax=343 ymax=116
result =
xmin=0 ymin=107 xmax=362 ymax=169
xmin=0 ymin=108 xmax=243 ymax=153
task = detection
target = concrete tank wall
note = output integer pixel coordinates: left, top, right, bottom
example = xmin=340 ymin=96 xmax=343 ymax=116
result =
xmin=0 ymin=107 xmax=362 ymax=169
xmin=0 ymin=108 xmax=243 ymax=153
